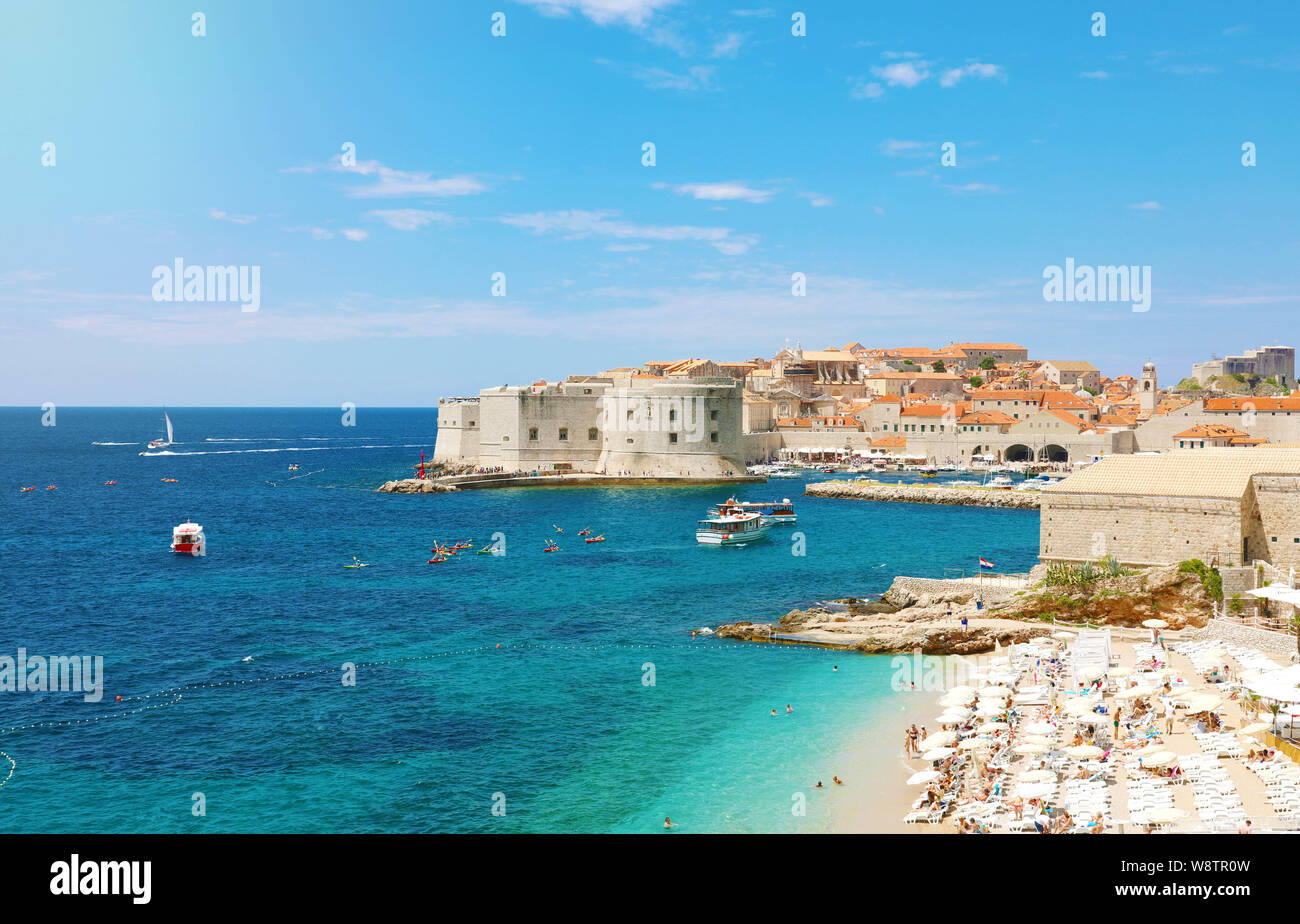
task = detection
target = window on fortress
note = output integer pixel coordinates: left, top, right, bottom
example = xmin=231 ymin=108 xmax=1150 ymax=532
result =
xmin=588 ymin=428 xmax=598 ymax=440
xmin=711 ymin=410 xmax=719 ymax=421
xmin=669 ymin=409 xmax=677 ymax=421
xmin=669 ymin=433 xmax=678 ymax=443
xmin=529 ymin=428 xmax=538 ymax=441
xmin=710 ymin=433 xmax=719 ymax=443
xmin=559 ymin=428 xmax=568 ymax=441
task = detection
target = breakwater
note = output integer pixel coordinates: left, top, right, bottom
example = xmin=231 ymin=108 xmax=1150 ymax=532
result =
xmin=804 ymin=480 xmax=1040 ymax=509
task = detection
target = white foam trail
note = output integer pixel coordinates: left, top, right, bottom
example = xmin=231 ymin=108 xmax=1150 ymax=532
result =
xmin=139 ymin=443 xmax=428 ymax=456
xmin=204 ymin=437 xmax=380 ymax=443
xmin=92 ymin=442 xmax=140 ymax=446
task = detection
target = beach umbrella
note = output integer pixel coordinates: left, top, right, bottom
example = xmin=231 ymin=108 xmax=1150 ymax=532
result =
xmin=1113 ymin=688 xmax=1145 ymax=701
xmin=1204 ymin=647 xmax=1229 ymax=660
xmin=1014 ymin=742 xmax=1051 ymax=755
xmin=925 ymin=731 xmax=957 ymax=748
xmin=1142 ymin=619 xmax=1168 ymax=629
xmin=922 ymin=747 xmax=956 ymax=761
xmin=977 ymin=722 xmax=1010 ymax=734
xmin=959 ymin=737 xmax=994 ymax=751
xmin=1109 ymin=667 xmax=1131 ymax=678
xmin=939 ymin=692 xmax=975 ymax=708
xmin=1065 ymin=745 xmax=1104 ymax=759
xmin=1076 ymin=666 xmax=1106 ymax=682
xmin=1240 ymin=723 xmax=1270 ymax=735
xmin=1142 ymin=751 xmax=1177 ymax=767
xmin=980 ymin=686 xmax=1012 ymax=697
xmin=1025 ymin=722 xmax=1056 ymax=736
xmin=937 ymin=712 xmax=969 ymax=725
xmin=1182 ymin=693 xmax=1222 ymax=713
xmin=907 ymin=770 xmax=941 ymax=785
xmin=1023 ymin=734 xmax=1056 ymax=746
xmin=1053 ymin=631 xmax=1076 ymax=640
xmin=1134 ymin=743 xmax=1165 ymax=758
xmin=1146 ymin=807 xmax=1187 ymax=824
xmin=1017 ymin=769 xmax=1056 ymax=783
xmin=1017 ymin=782 xmax=1056 ymax=799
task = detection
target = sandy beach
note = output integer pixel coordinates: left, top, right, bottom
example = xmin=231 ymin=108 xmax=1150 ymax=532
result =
xmin=874 ymin=619 xmax=1300 ymax=834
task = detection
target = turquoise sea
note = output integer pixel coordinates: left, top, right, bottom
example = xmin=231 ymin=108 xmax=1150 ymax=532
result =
xmin=0 ymin=408 xmax=1039 ymax=832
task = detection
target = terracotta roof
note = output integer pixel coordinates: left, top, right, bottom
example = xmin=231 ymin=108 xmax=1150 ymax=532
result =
xmin=1172 ymin=424 xmax=1251 ymax=439
xmin=901 ymin=404 xmax=958 ymax=417
xmin=957 ymin=411 xmax=1018 ymax=425
xmin=870 ymin=436 xmax=908 ymax=448
xmin=1043 ymin=448 xmax=1300 ymax=499
xmin=1205 ymin=397 xmax=1300 ymax=412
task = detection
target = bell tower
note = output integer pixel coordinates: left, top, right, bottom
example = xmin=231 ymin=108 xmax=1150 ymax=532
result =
xmin=1140 ymin=362 xmax=1157 ymax=416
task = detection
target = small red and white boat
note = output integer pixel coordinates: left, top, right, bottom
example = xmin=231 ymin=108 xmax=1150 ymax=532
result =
xmin=170 ymin=521 xmax=206 ymax=556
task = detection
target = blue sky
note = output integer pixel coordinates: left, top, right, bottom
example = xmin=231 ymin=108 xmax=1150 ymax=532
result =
xmin=1 ymin=0 xmax=1297 ymax=405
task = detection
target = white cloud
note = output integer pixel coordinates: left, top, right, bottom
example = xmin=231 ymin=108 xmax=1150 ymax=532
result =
xmin=209 ymin=209 xmax=257 ymax=224
xmin=797 ymin=192 xmax=833 ymax=208
xmin=663 ymin=181 xmax=775 ymax=203
xmin=711 ymin=32 xmax=744 ymax=58
xmin=283 ymin=157 xmax=488 ymax=199
xmin=366 ymin=209 xmax=456 ymax=231
xmin=498 ymin=208 xmax=756 ymax=254
xmin=627 ymin=64 xmax=718 ymax=91
xmin=1079 ymin=70 xmax=1110 ymax=80
xmin=939 ymin=61 xmax=1003 ymax=87
xmin=341 ymin=229 xmax=369 ymax=242
xmin=873 ymin=59 xmax=931 ymax=88
xmin=1128 ymin=201 xmax=1164 ymax=211
xmin=851 ymin=80 xmax=884 ymax=99
xmin=514 ymin=0 xmax=679 ymax=28
xmin=879 ymin=139 xmax=934 ymax=157
xmin=941 ymin=182 xmax=1004 ymax=194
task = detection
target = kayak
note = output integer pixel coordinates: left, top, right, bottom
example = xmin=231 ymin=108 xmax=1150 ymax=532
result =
xmin=344 ymin=563 xmax=370 ymax=569
xmin=585 ymin=536 xmax=606 ymax=544
xmin=477 ymin=547 xmax=494 ymax=555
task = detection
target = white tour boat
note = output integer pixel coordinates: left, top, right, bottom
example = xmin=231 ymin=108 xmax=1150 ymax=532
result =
xmin=711 ymin=497 xmax=796 ymax=524
xmin=170 ymin=520 xmax=205 ymax=556
xmin=695 ymin=511 xmax=771 ymax=546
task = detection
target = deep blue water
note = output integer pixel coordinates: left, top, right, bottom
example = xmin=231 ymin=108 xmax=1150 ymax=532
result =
xmin=0 ymin=408 xmax=1039 ymax=832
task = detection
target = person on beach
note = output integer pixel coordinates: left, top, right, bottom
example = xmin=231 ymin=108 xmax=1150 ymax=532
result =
xmin=832 ymin=776 xmax=843 ymax=785
xmin=1238 ymin=819 xmax=1252 ymax=834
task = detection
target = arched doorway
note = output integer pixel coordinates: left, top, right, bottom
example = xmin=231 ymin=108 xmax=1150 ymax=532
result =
xmin=1004 ymin=444 xmax=1033 ymax=462
xmin=1039 ymin=444 xmax=1068 ymax=463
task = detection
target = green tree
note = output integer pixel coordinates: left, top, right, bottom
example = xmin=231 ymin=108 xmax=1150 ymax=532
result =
xmin=979 ymin=357 xmax=996 ymax=370
xmin=969 ymin=375 xmax=983 ymax=388
xmin=932 ymin=360 xmax=946 ymax=372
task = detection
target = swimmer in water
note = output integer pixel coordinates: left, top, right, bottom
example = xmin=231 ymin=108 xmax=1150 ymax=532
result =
xmin=771 ymin=708 xmax=777 ymax=717
xmin=833 ymin=665 xmax=838 ymax=672
xmin=664 ymin=817 xmax=677 ymax=829
xmin=786 ymin=704 xmax=793 ymax=714
xmin=815 ymin=781 xmax=823 ymax=789
xmin=833 ymin=776 xmax=843 ymax=785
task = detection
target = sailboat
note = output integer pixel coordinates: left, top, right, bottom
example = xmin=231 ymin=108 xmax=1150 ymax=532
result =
xmin=146 ymin=410 xmax=174 ymax=450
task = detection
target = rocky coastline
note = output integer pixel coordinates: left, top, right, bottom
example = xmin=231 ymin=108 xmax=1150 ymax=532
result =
xmin=715 ymin=562 xmax=1215 ymax=655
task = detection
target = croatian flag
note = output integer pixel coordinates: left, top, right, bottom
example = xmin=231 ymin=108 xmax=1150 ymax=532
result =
xmin=979 ymin=557 xmax=995 ymax=570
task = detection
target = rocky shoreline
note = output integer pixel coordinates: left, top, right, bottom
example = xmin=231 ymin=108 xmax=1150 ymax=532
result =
xmin=715 ymin=563 xmax=1214 ymax=654
xmin=377 ymin=478 xmax=459 ymax=493
xmin=804 ymin=480 xmax=1040 ymax=508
